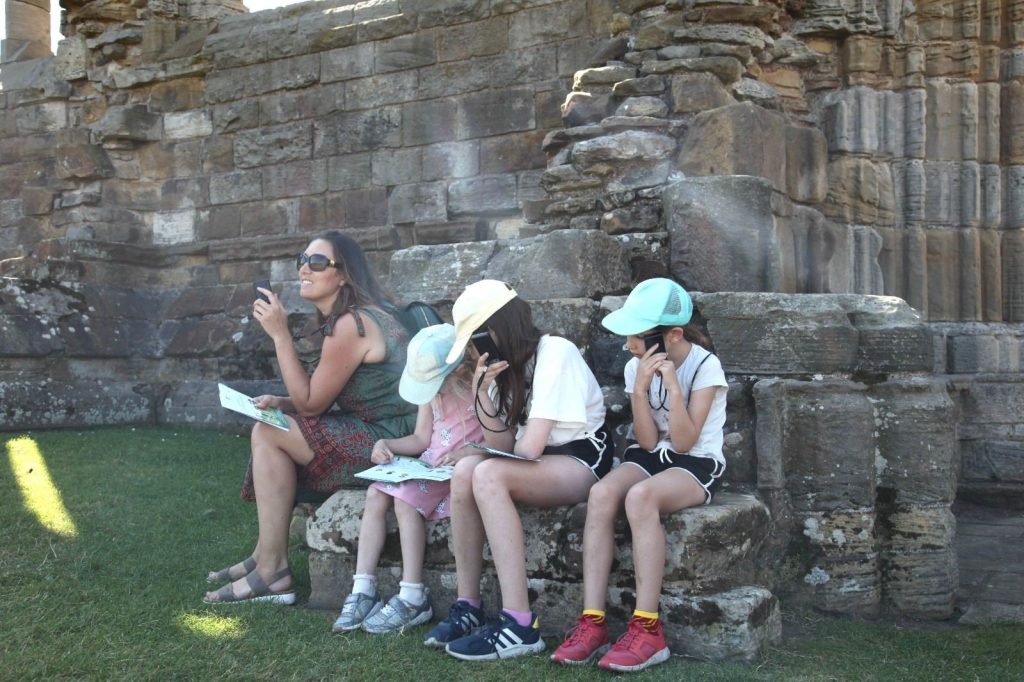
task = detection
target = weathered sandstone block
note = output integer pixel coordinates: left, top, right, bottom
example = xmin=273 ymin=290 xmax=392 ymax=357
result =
xmin=869 ymin=379 xmax=957 ymax=505
xmin=660 ymin=586 xmax=781 ymax=662
xmin=0 ymin=378 xmax=152 ymax=429
xmin=390 ymin=229 xmax=630 ymax=303
xmin=754 ymin=378 xmax=876 ymax=512
xmin=308 ymin=490 xmax=769 ymax=591
xmin=880 ymin=544 xmax=958 ymax=619
xmin=784 ymin=508 xmax=881 ymax=616
xmin=665 ymin=176 xmax=780 ymax=293
xmin=698 ymin=293 xmax=859 ymax=374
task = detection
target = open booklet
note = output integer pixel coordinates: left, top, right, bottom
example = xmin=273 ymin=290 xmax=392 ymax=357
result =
xmin=218 ymin=383 xmax=290 ymax=431
xmin=466 ymin=442 xmax=538 ymax=462
xmin=356 ymin=456 xmax=453 ymax=484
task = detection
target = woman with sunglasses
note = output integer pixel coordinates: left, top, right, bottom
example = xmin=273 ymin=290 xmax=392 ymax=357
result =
xmin=423 ymin=280 xmax=610 ymax=661
xmin=205 ymin=231 xmax=416 ymax=604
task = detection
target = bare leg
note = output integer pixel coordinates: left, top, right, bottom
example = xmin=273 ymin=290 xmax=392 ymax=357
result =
xmin=626 ymin=470 xmax=706 ymax=613
xmin=205 ymin=419 xmax=314 ymax=601
xmin=355 ymin=487 xmax=393 ymax=575
xmin=581 ymin=465 xmax=648 ymax=611
xmin=472 ymin=456 xmax=597 ymax=613
xmin=394 ymin=499 xmax=426 ymax=583
xmin=450 ymin=454 xmax=487 ymax=600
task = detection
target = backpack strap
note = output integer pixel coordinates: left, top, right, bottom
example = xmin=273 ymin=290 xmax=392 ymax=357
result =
xmin=686 ymin=351 xmax=714 ymax=406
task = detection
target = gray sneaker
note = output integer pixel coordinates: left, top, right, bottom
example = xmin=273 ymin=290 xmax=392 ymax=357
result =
xmin=362 ymin=594 xmax=433 ymax=634
xmin=332 ymin=592 xmax=382 ymax=632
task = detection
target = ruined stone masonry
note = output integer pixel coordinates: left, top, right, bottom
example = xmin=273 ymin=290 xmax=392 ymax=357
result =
xmin=2 ymin=0 xmax=1022 ymax=660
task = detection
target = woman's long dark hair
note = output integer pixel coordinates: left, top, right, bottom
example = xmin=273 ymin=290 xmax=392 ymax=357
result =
xmin=485 ymin=297 xmax=542 ymax=428
xmin=315 ymin=231 xmax=392 ymax=326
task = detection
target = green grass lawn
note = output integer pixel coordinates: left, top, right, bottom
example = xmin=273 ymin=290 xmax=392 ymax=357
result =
xmin=1 ymin=426 xmax=1021 ymax=681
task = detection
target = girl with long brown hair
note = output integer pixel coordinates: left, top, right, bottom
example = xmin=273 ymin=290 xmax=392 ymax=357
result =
xmin=423 ymin=280 xmax=611 ymax=661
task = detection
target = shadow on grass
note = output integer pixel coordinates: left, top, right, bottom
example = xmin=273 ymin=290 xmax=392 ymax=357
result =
xmin=1 ymin=427 xmax=1022 ymax=681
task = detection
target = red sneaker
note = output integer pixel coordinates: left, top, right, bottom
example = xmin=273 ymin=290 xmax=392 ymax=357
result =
xmin=551 ymin=615 xmax=610 ymax=665
xmin=597 ymin=616 xmax=670 ymax=672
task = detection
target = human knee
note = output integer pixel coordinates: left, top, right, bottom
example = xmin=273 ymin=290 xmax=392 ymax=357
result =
xmin=250 ymin=421 xmax=272 ymax=449
xmin=624 ymin=484 xmax=658 ymax=520
xmin=587 ymin=479 xmax=622 ymax=519
xmin=364 ymin=486 xmax=392 ymax=513
xmin=470 ymin=459 xmax=508 ymax=497
xmin=451 ymin=458 xmax=477 ymax=496
xmin=394 ymin=499 xmax=421 ymax=521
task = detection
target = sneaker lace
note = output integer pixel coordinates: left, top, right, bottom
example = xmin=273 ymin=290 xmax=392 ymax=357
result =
xmin=564 ymin=617 xmax=593 ymax=646
xmin=340 ymin=594 xmax=362 ymax=618
xmin=476 ymin=616 xmax=511 ymax=645
xmin=618 ymin=618 xmax=646 ymax=650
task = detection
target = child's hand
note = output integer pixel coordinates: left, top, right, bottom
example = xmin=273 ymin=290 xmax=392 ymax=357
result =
xmin=658 ymin=358 xmax=682 ymax=395
xmin=370 ymin=440 xmax=394 ymax=464
xmin=634 ymin=346 xmax=669 ymax=392
xmin=473 ymin=355 xmax=508 ymax=394
xmin=437 ymin=445 xmax=475 ymax=467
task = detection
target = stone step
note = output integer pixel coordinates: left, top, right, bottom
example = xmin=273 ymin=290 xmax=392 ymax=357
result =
xmin=387 ymin=228 xmax=632 ymax=305
xmin=307 ymin=490 xmax=771 ymax=607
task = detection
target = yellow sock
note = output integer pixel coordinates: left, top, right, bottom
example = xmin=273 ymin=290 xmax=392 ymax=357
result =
xmin=633 ymin=609 xmax=660 ymax=631
xmin=582 ymin=609 xmax=606 ymax=624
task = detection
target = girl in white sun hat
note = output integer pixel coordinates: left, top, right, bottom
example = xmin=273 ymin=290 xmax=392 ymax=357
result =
xmin=551 ymin=277 xmax=727 ymax=673
xmin=332 ymin=324 xmax=483 ymax=635
xmin=426 ymin=280 xmax=611 ymax=662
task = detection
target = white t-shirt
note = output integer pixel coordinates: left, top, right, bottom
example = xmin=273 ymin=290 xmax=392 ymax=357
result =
xmin=492 ymin=335 xmax=606 ymax=447
xmin=624 ymin=344 xmax=728 ymax=464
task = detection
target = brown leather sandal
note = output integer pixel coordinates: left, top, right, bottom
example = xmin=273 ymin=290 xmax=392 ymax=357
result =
xmin=206 ymin=556 xmax=256 ymax=584
xmin=204 ymin=567 xmax=296 ymax=605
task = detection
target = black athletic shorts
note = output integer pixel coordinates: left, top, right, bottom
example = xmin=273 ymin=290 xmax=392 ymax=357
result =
xmin=622 ymin=445 xmax=725 ymax=504
xmin=543 ymin=423 xmax=613 ymax=480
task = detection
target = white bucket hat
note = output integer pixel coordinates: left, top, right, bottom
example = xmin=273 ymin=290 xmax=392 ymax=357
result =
xmin=445 ymin=280 xmax=518 ymax=364
xmin=399 ymin=324 xmax=463 ymax=405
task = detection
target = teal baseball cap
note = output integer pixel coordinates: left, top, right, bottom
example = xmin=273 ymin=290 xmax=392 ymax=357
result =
xmin=399 ymin=324 xmax=464 ymax=405
xmin=601 ymin=278 xmax=693 ymax=336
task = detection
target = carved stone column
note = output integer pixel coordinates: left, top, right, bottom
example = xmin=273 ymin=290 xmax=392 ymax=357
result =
xmin=2 ymin=0 xmax=52 ymax=62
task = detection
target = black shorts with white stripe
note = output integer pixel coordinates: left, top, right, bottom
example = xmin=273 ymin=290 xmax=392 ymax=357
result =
xmin=621 ymin=445 xmax=725 ymax=504
xmin=542 ymin=423 xmax=613 ymax=480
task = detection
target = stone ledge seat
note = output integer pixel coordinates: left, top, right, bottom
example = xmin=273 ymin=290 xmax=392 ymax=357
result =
xmin=305 ymin=490 xmax=780 ymax=662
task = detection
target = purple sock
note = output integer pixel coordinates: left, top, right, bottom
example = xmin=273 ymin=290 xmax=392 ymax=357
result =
xmin=458 ymin=597 xmax=482 ymax=609
xmin=502 ymin=608 xmax=534 ymax=627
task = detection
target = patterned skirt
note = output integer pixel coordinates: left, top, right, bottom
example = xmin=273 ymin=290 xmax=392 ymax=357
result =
xmin=240 ymin=412 xmax=384 ymax=501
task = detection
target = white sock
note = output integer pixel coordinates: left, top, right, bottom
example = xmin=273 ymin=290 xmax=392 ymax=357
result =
xmin=398 ymin=581 xmax=425 ymax=605
xmin=352 ymin=573 xmax=376 ymax=597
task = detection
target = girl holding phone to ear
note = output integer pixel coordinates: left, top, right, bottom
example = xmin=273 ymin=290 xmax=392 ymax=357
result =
xmin=204 ymin=231 xmax=416 ymax=605
xmin=552 ymin=278 xmax=727 ymax=673
xmin=423 ymin=280 xmax=610 ymax=661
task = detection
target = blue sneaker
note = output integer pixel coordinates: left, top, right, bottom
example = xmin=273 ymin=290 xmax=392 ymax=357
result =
xmin=423 ymin=600 xmax=484 ymax=648
xmin=445 ymin=611 xmax=546 ymax=661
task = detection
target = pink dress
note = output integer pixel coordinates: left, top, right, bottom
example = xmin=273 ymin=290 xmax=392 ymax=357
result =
xmin=371 ymin=392 xmax=483 ymax=520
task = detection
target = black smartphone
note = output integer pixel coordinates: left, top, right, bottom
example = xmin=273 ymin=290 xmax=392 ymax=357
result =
xmin=253 ymin=279 xmax=271 ymax=304
xmin=471 ymin=330 xmax=503 ymax=364
xmin=643 ymin=331 xmax=664 ymax=353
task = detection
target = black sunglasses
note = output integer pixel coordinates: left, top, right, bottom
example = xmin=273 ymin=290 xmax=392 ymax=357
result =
xmin=296 ymin=252 xmax=340 ymax=272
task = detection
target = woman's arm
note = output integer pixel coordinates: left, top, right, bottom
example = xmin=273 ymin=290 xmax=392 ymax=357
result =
xmin=277 ymin=313 xmax=370 ymax=416
xmin=252 ymin=290 xmax=377 ymax=417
